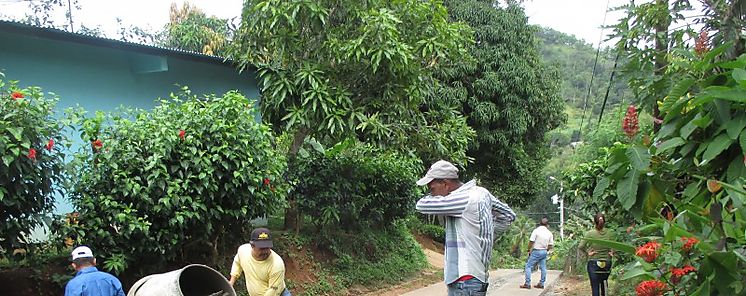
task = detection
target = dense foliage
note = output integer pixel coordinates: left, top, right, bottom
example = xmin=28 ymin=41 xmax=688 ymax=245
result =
xmin=62 ymin=90 xmax=286 ymax=273
xmin=565 ymin=0 xmax=746 ymax=294
xmin=0 ymin=74 xmax=67 ymax=259
xmin=437 ymin=0 xmax=566 ymax=206
xmin=230 ymin=0 xmax=476 ymax=229
xmin=289 ymin=140 xmax=421 ymax=231
xmin=230 ymin=0 xmax=474 ymax=161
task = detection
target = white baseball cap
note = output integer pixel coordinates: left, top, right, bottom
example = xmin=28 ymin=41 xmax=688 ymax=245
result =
xmin=416 ymin=160 xmax=459 ymax=186
xmin=71 ymin=246 xmax=94 ymax=260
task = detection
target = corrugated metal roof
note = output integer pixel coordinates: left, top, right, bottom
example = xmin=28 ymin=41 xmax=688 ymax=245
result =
xmin=0 ymin=19 xmax=239 ymax=66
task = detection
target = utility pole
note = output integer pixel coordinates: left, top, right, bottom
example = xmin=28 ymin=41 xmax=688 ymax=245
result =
xmin=549 ymin=176 xmax=565 ymax=240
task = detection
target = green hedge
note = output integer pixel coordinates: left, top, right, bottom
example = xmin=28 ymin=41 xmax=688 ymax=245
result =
xmin=291 ymin=141 xmax=422 ymax=230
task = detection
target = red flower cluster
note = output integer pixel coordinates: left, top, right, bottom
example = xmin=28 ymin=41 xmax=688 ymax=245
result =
xmin=92 ymin=139 xmax=103 ymax=151
xmin=623 ymin=105 xmax=639 ymax=138
xmin=635 ymin=241 xmax=661 ymax=263
xmin=636 ymin=280 xmax=667 ymax=296
xmin=671 ymin=265 xmax=696 ymax=283
xmin=45 ymin=139 xmax=55 ymax=151
xmin=178 ymin=129 xmax=186 ymax=140
xmin=263 ymin=178 xmax=271 ymax=186
xmin=695 ymin=31 xmax=709 ymax=56
xmin=11 ymin=91 xmax=24 ymax=100
xmin=681 ymin=237 xmax=699 ymax=252
xmin=27 ymin=148 xmax=37 ymax=160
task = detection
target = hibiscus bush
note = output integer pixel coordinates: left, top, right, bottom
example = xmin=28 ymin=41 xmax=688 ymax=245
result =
xmin=61 ymin=89 xmax=286 ymax=273
xmin=0 ymin=73 xmax=67 ymax=259
xmin=584 ymin=44 xmax=746 ymax=295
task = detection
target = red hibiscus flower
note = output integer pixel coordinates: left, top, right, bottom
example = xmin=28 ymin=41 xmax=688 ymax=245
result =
xmin=11 ymin=91 xmax=24 ymax=100
xmin=671 ymin=265 xmax=696 ymax=283
xmin=635 ymin=280 xmax=667 ymax=296
xmin=635 ymin=241 xmax=661 ymax=263
xmin=27 ymin=148 xmax=37 ymax=160
xmin=178 ymin=129 xmax=185 ymax=140
xmin=263 ymin=178 xmax=270 ymax=186
xmin=45 ymin=139 xmax=55 ymax=151
xmin=680 ymin=237 xmax=699 ymax=252
xmin=92 ymin=139 xmax=103 ymax=151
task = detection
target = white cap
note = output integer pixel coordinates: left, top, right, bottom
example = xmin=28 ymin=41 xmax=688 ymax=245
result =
xmin=71 ymin=246 xmax=94 ymax=260
xmin=416 ymin=160 xmax=459 ymax=186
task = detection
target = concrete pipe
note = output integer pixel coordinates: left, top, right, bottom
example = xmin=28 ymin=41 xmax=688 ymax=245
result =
xmin=127 ymin=264 xmax=236 ymax=296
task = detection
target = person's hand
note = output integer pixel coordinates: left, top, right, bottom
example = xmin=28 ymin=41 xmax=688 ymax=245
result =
xmin=609 ymin=250 xmax=615 ymax=257
xmin=587 ymin=250 xmax=597 ymax=257
xmin=228 ymin=276 xmax=236 ymax=286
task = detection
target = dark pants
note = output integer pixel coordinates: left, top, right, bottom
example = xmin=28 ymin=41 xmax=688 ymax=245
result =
xmin=447 ymin=278 xmax=488 ymax=296
xmin=587 ymin=260 xmax=611 ymax=296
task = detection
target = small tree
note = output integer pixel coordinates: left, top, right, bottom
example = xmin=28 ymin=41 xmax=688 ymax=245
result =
xmin=230 ymin=0 xmax=474 ymax=230
xmin=64 ymin=90 xmax=286 ymax=273
xmin=0 ymin=73 xmax=67 ymax=258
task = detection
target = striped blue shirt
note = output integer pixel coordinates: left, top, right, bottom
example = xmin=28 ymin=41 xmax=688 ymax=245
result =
xmin=416 ymin=180 xmax=515 ymax=284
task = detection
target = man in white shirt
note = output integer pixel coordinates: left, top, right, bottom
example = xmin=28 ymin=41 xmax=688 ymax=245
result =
xmin=520 ymin=217 xmax=554 ymax=289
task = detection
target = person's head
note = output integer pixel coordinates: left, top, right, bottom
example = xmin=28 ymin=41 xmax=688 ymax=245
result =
xmin=540 ymin=217 xmax=549 ymax=226
xmin=416 ymin=160 xmax=461 ymax=196
xmin=249 ymin=228 xmax=273 ymax=261
xmin=593 ymin=212 xmax=605 ymax=229
xmin=70 ymin=246 xmax=96 ymax=271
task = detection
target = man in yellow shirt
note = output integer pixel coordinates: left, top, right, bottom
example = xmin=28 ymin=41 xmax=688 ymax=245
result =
xmin=229 ymin=228 xmax=291 ymax=296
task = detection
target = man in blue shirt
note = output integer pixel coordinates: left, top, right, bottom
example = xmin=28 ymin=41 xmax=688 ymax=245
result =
xmin=65 ymin=246 xmax=125 ymax=296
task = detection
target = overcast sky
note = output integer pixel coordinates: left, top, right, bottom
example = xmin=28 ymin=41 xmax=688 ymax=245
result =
xmin=0 ymin=0 xmax=632 ymax=47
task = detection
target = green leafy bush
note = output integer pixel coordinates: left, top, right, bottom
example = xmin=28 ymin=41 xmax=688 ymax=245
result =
xmin=63 ymin=89 xmax=286 ymax=272
xmin=290 ymin=140 xmax=422 ymax=230
xmin=0 ymin=73 xmax=67 ymax=258
xmin=583 ymin=45 xmax=746 ymax=295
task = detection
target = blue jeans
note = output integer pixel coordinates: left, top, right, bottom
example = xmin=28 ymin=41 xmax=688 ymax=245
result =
xmin=281 ymin=288 xmax=292 ymax=296
xmin=524 ymin=249 xmax=547 ymax=285
xmin=447 ymin=278 xmax=488 ymax=296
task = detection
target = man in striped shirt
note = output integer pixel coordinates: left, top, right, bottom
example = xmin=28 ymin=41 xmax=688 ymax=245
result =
xmin=415 ymin=160 xmax=516 ymax=296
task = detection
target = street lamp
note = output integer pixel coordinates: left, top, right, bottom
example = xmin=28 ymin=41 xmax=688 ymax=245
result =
xmin=549 ymin=176 xmax=564 ymax=240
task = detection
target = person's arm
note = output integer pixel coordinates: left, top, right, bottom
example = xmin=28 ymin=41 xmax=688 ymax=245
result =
xmin=415 ymin=193 xmax=470 ymax=217
xmin=527 ymin=229 xmax=537 ymax=254
xmin=263 ymin=269 xmax=286 ymax=296
xmin=112 ymin=278 xmax=125 ymax=296
xmin=548 ymin=232 xmax=554 ymax=252
xmin=491 ymin=194 xmax=516 ymax=223
xmin=229 ymin=253 xmax=243 ymax=286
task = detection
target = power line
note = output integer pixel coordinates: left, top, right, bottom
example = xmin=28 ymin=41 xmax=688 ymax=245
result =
xmin=578 ymin=0 xmax=613 ymax=139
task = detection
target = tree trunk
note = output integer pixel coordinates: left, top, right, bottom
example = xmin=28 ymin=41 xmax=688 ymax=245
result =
xmin=284 ymin=127 xmax=310 ymax=233
xmin=653 ymin=0 xmax=671 ymax=132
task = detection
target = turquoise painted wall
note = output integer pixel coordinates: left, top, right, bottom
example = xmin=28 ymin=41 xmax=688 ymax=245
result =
xmin=1 ymin=26 xmax=261 ymax=216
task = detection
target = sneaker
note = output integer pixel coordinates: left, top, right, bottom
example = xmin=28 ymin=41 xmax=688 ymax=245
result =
xmin=519 ymin=284 xmax=531 ymax=289
xmin=534 ymin=284 xmax=544 ymax=289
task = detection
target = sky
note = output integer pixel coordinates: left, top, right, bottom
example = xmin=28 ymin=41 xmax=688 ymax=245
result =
xmin=0 ymin=0 xmax=628 ymax=47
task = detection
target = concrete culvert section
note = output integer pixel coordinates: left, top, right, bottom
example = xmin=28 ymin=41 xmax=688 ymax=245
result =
xmin=128 ymin=264 xmax=236 ymax=296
